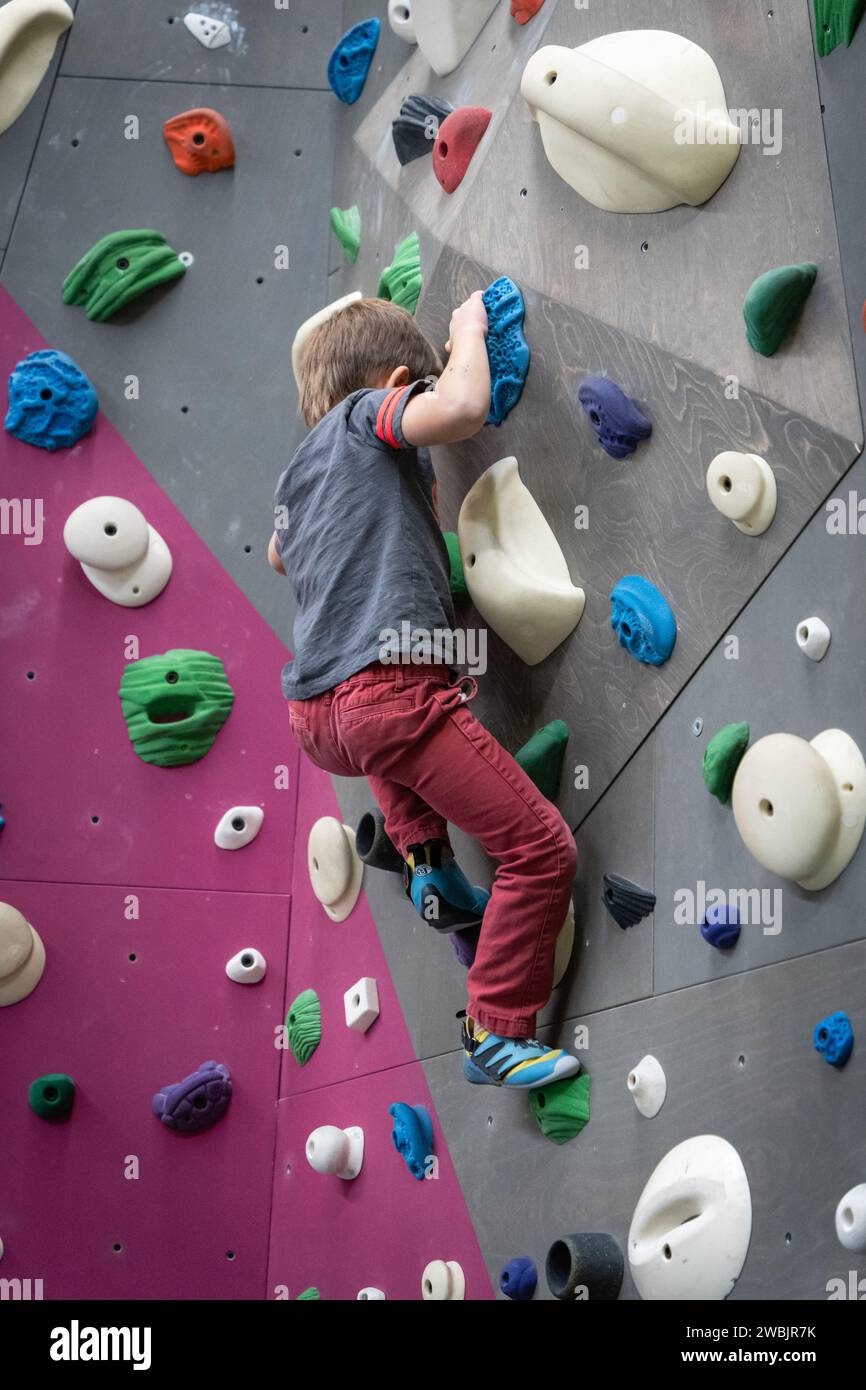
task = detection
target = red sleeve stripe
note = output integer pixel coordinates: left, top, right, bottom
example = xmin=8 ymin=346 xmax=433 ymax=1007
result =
xmin=375 ymin=386 xmax=411 ymax=447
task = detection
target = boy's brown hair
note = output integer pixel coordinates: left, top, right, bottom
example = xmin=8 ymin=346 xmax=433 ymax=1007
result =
xmin=298 ymin=298 xmax=443 ymax=426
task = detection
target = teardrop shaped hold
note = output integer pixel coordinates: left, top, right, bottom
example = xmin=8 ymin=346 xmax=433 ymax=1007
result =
xmin=432 ymin=106 xmax=492 ymax=193
xmin=392 ymin=93 xmax=453 ymax=165
xmin=743 ymin=263 xmax=818 ymax=357
xmin=329 ymin=205 xmax=361 ymax=265
xmin=578 ymin=376 xmax=652 ymax=459
xmin=163 ymin=108 xmax=235 ymax=176
xmin=327 ymin=17 xmax=380 ymax=105
xmin=5 ymin=348 xmax=98 ymax=451
xmin=286 ymin=988 xmax=321 ymax=1066
xmin=183 ymin=11 xmax=230 ymax=49
xmin=483 ymin=277 xmax=531 ymax=426
xmin=62 ymin=230 xmax=187 ymax=322
xmin=389 ymin=1102 xmax=434 ymax=1180
xmin=602 ymin=873 xmax=655 ymax=930
xmin=511 ymin=0 xmax=545 ymax=22
xmin=702 ymin=721 xmax=750 ymax=804
xmin=443 ymin=531 xmax=468 ymax=600
xmin=515 ymin=721 xmax=569 ymax=801
xmin=118 ymin=649 xmax=235 ymax=767
xmin=378 ymin=232 xmax=422 ymax=314
xmin=528 ymin=1072 xmax=590 ymax=1144
xmin=814 ymin=0 xmax=866 ymax=55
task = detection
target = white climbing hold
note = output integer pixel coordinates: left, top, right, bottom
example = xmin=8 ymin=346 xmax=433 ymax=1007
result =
xmin=387 ymin=0 xmax=416 ymax=44
xmin=795 ymin=617 xmax=831 ymax=663
xmin=305 ymin=1124 xmax=364 ymax=1180
xmin=225 ymin=948 xmax=267 ymax=985
xmin=344 ymin=977 xmax=380 ymax=1033
xmin=706 ymin=452 xmax=777 ymax=537
xmin=412 ymin=0 xmax=497 ymax=76
xmin=357 ymin=1287 xmax=387 ymax=1299
xmin=183 ymin=11 xmax=231 ymax=50
xmin=552 ymin=901 xmax=574 ymax=988
xmin=0 ymin=900 xmax=46 ymax=1007
xmin=63 ymin=496 xmax=172 ymax=608
xmin=627 ymin=1055 xmax=667 ymax=1118
xmin=835 ymin=1185 xmax=866 ymax=1252
xmin=292 ymin=291 xmax=362 ymax=387
xmin=0 ymin=0 xmax=74 ymax=138
xmin=214 ymin=806 xmax=264 ymax=850
xmin=0 ymin=1235 xmax=3 ymax=1261
xmin=421 ymin=1259 xmax=465 ymax=1300
xmin=628 ymin=1135 xmax=752 ymax=1300
xmin=457 ymin=456 xmax=585 ymax=666
xmin=308 ymin=817 xmax=364 ymax=922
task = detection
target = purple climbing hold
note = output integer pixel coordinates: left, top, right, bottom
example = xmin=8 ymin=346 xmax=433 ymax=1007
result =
xmin=450 ymin=923 xmax=480 ymax=968
xmin=701 ymin=904 xmax=741 ymax=950
xmin=578 ymin=376 xmax=652 ymax=459
xmin=389 ymin=1101 xmax=434 ymax=1180
xmin=483 ymin=276 xmax=530 ymax=426
xmin=152 ymin=1060 xmax=232 ymax=1134
xmin=328 ymin=18 xmax=380 ymax=105
xmin=813 ymin=1011 xmax=853 ymax=1068
xmin=500 ymin=1256 xmax=537 ymax=1301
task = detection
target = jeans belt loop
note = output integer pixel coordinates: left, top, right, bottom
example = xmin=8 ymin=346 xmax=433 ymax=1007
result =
xmin=457 ymin=676 xmax=478 ymax=703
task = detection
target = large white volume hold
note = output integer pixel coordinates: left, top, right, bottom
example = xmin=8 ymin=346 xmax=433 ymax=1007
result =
xmin=387 ymin=0 xmax=416 ymax=44
xmin=835 ymin=1185 xmax=866 ymax=1251
xmin=344 ymin=977 xmax=380 ymax=1032
xmin=795 ymin=617 xmax=831 ymax=662
xmin=183 ymin=11 xmax=230 ymax=49
xmin=305 ymin=1124 xmax=364 ymax=1180
xmin=627 ymin=1055 xmax=667 ymax=1118
xmin=0 ymin=0 xmax=74 ymax=137
xmin=421 ymin=1259 xmax=465 ymax=1300
xmin=225 ymin=949 xmax=267 ymax=985
xmin=63 ymin=496 xmax=172 ymax=607
xmin=214 ymin=806 xmax=264 ymax=850
xmin=457 ymin=456 xmax=585 ymax=666
xmin=412 ymin=0 xmax=497 ymax=76
xmin=308 ymin=817 xmax=364 ymax=921
xmin=706 ymin=452 xmax=777 ymax=536
xmin=628 ymin=1135 xmax=752 ymax=1300
xmin=292 ymin=291 xmax=362 ymax=386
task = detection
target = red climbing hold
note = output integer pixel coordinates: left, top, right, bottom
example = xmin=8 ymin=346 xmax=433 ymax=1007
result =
xmin=432 ymin=106 xmax=492 ymax=195
xmin=163 ymin=108 xmax=236 ymax=176
xmin=511 ymin=0 xmax=545 ymax=22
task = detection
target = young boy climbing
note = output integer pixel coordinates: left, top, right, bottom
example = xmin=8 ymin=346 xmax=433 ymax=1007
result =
xmin=269 ymin=293 xmax=580 ymax=1090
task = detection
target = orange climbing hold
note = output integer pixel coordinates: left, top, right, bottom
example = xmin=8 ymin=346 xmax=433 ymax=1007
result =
xmin=432 ymin=106 xmax=492 ymax=194
xmin=511 ymin=0 xmax=545 ymax=22
xmin=163 ymin=108 xmax=236 ymax=176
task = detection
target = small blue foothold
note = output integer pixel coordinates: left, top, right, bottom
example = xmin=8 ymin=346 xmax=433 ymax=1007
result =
xmin=389 ymin=1101 xmax=435 ymax=1181
xmin=499 ymin=1256 xmax=537 ymax=1301
xmin=327 ymin=18 xmax=380 ymax=105
xmin=0 ymin=803 xmax=4 ymax=833
xmin=578 ymin=376 xmax=652 ymax=459
xmin=701 ymin=905 xmax=741 ymax=950
xmin=5 ymin=349 xmax=98 ymax=451
xmin=483 ymin=276 xmax=530 ymax=426
xmin=813 ymin=1011 xmax=854 ymax=1068
xmin=610 ymin=575 xmax=677 ymax=666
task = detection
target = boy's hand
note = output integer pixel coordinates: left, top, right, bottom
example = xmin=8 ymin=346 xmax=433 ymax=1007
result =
xmin=402 ymin=290 xmax=491 ymax=448
xmin=445 ymin=291 xmax=488 ymax=355
xmin=268 ymin=531 xmax=286 ymax=574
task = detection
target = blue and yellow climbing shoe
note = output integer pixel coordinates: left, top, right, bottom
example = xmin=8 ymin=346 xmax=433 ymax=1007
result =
xmin=404 ymin=841 xmax=490 ymax=934
xmin=460 ymin=1015 xmax=581 ymax=1089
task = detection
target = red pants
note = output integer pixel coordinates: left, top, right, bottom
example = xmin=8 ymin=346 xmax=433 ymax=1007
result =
xmin=288 ymin=663 xmax=577 ymax=1037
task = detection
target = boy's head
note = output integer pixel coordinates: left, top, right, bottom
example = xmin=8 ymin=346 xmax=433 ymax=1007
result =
xmin=298 ymin=298 xmax=443 ymax=427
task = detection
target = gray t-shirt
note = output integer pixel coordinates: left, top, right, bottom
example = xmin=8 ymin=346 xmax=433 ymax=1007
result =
xmin=274 ymin=380 xmax=456 ymax=699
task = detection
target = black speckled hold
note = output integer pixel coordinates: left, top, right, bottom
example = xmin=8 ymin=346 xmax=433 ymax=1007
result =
xmin=392 ymin=93 xmax=454 ymax=165
xmin=545 ymin=1233 xmax=623 ymax=1301
xmin=356 ymin=806 xmax=403 ymax=872
xmin=602 ymin=873 xmax=655 ymax=930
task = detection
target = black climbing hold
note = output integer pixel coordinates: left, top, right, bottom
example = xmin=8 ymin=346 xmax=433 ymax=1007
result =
xmin=356 ymin=806 xmax=403 ymax=872
xmin=601 ymin=873 xmax=655 ymax=930
xmin=545 ymin=1233 xmax=623 ymax=1301
xmin=392 ymin=93 xmax=454 ymax=166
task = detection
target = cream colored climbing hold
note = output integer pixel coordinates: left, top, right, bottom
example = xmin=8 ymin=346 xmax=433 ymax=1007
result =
xmin=521 ymin=30 xmax=741 ymax=213
xmin=387 ymin=0 xmax=416 ymax=44
xmin=0 ymin=901 xmax=45 ymax=1007
xmin=183 ymin=11 xmax=230 ymax=49
xmin=0 ymin=0 xmax=73 ymax=137
xmin=421 ymin=1259 xmax=465 ymax=1300
xmin=732 ymin=730 xmax=866 ymax=891
xmin=552 ymin=901 xmax=574 ymax=989
xmin=457 ymin=456 xmax=585 ymax=666
xmin=225 ymin=948 xmax=267 ymax=985
xmin=214 ymin=806 xmax=264 ymax=850
xmin=706 ymin=452 xmax=777 ymax=537
xmin=63 ymin=496 xmax=172 ymax=608
xmin=412 ymin=0 xmax=497 ymax=76
xmin=344 ymin=976 xmax=379 ymax=1033
xmin=835 ymin=1185 xmax=866 ymax=1252
xmin=795 ymin=617 xmax=831 ymax=663
xmin=627 ymin=1055 xmax=667 ymax=1118
xmin=291 ymin=291 xmax=362 ymax=386
xmin=357 ymin=1287 xmax=386 ymax=1300
xmin=629 ymin=1135 xmax=752 ymax=1300
xmin=308 ymin=817 xmax=364 ymax=922
xmin=305 ymin=1124 xmax=364 ymax=1180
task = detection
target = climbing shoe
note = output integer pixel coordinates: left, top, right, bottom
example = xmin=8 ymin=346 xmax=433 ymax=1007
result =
xmin=404 ymin=840 xmax=490 ymax=934
xmin=460 ymin=1015 xmax=581 ymax=1090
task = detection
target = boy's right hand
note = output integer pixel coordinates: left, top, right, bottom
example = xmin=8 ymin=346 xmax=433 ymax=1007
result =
xmin=445 ymin=291 xmax=488 ymax=354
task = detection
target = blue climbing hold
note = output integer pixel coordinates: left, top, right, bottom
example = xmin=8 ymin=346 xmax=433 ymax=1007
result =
xmin=483 ymin=276 xmax=530 ymax=426
xmin=610 ymin=575 xmax=677 ymax=667
xmin=701 ymin=905 xmax=741 ymax=950
xmin=5 ymin=349 xmax=98 ymax=451
xmin=578 ymin=376 xmax=652 ymax=459
xmin=813 ymin=1011 xmax=854 ymax=1068
xmin=499 ymin=1256 xmax=537 ymax=1301
xmin=327 ymin=18 xmax=380 ymax=105
xmin=389 ymin=1101 xmax=434 ymax=1181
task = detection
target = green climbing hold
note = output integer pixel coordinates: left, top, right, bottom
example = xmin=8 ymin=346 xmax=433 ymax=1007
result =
xmin=330 ymin=205 xmax=362 ymax=265
xmin=63 ymin=230 xmax=187 ymax=323
xmin=743 ymin=263 xmax=818 ymax=357
xmin=702 ymin=722 xmax=750 ymax=805
xmin=28 ymin=1073 xmax=76 ymax=1119
xmin=297 ymin=1287 xmax=320 ymax=1300
xmin=528 ymin=1072 xmax=590 ymax=1146
xmin=515 ymin=721 xmax=570 ymax=802
xmin=286 ymin=988 xmax=321 ymax=1066
xmin=443 ymin=532 xmax=468 ymax=600
xmin=118 ymin=649 xmax=235 ymax=768
xmin=814 ymin=0 xmax=866 ymax=55
xmin=377 ymin=232 xmax=422 ymax=315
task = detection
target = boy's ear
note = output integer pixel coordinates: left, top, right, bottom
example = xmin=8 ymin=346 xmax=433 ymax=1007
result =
xmin=384 ymin=365 xmax=411 ymax=389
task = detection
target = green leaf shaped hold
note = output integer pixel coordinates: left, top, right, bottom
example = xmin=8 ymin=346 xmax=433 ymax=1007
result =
xmin=515 ymin=721 xmax=570 ymax=802
xmin=118 ymin=649 xmax=235 ymax=767
xmin=743 ymin=263 xmax=817 ymax=357
xmin=330 ymin=205 xmax=362 ymax=265
xmin=378 ymin=232 xmax=422 ymax=315
xmin=528 ymin=1072 xmax=590 ymax=1145
xmin=703 ymin=722 xmax=750 ymax=805
xmin=63 ymin=230 xmax=187 ymax=322
xmin=286 ymin=988 xmax=321 ymax=1066
xmin=814 ymin=0 xmax=866 ymax=56
xmin=296 ymin=1287 xmax=320 ymax=1300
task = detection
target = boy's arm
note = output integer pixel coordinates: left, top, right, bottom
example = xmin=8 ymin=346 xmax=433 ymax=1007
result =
xmin=268 ymin=531 xmax=286 ymax=574
xmin=401 ymin=291 xmax=491 ymax=447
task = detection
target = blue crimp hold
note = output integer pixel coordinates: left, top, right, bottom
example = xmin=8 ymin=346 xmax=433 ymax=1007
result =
xmin=499 ymin=1256 xmax=537 ymax=1301
xmin=389 ymin=1101 xmax=435 ymax=1181
xmin=327 ymin=18 xmax=380 ymax=105
xmin=701 ymin=904 xmax=741 ymax=950
xmin=5 ymin=349 xmax=98 ymax=451
xmin=813 ymin=1011 xmax=854 ymax=1068
xmin=483 ymin=276 xmax=530 ymax=426
xmin=578 ymin=376 xmax=652 ymax=459
xmin=610 ymin=574 xmax=677 ymax=667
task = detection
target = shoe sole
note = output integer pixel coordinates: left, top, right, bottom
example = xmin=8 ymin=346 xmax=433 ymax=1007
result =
xmin=463 ymin=1053 xmax=581 ymax=1089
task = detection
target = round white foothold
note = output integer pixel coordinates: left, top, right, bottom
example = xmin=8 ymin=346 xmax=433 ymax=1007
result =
xmin=357 ymin=1287 xmax=387 ymax=1300
xmin=795 ymin=617 xmax=831 ymax=662
xmin=835 ymin=1185 xmax=866 ymax=1251
xmin=225 ymin=948 xmax=267 ymax=985
xmin=214 ymin=806 xmax=264 ymax=851
xmin=421 ymin=1259 xmax=465 ymax=1301
xmin=0 ymin=901 xmax=46 ymax=1007
xmin=305 ymin=1124 xmax=364 ymax=1180
xmin=627 ymin=1054 xmax=667 ymax=1118
xmin=308 ymin=817 xmax=364 ymax=922
xmin=706 ymin=452 xmax=777 ymax=536
xmin=63 ymin=496 xmax=172 ymax=608
xmin=387 ymin=0 xmax=416 ymax=44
